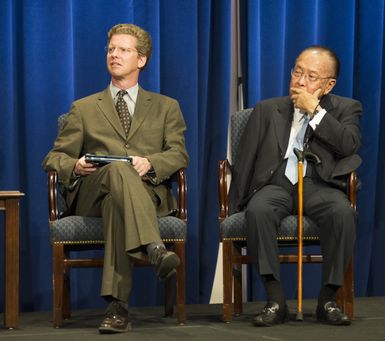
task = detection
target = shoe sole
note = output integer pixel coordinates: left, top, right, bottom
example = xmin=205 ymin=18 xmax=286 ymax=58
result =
xmin=316 ymin=317 xmax=351 ymax=326
xmin=99 ymin=322 xmax=132 ymax=334
xmin=254 ymin=315 xmax=289 ymax=327
xmin=157 ymin=252 xmax=180 ymax=281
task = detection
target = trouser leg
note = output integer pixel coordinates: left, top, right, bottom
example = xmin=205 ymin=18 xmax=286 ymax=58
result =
xmin=303 ymin=180 xmax=356 ymax=286
xmin=99 ymin=193 xmax=133 ymax=301
xmin=74 ymin=162 xmax=161 ymax=301
xmin=245 ymin=185 xmax=293 ymax=281
xmin=76 ymin=162 xmax=161 ymax=250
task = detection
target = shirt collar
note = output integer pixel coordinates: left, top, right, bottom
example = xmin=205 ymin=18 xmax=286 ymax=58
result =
xmin=110 ymin=82 xmax=139 ymax=103
xmin=293 ymin=108 xmax=308 ymax=123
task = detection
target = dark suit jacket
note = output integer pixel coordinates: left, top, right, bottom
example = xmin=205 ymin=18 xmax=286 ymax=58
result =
xmin=228 ymin=94 xmax=362 ymax=214
xmin=42 ymin=86 xmax=189 ymax=216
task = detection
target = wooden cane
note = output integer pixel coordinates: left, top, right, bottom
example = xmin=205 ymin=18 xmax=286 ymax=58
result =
xmin=294 ymin=148 xmax=304 ymax=321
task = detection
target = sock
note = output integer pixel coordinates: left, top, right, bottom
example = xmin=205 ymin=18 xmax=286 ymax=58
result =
xmin=146 ymin=242 xmax=165 ymax=255
xmin=318 ymin=284 xmax=340 ymax=307
xmin=115 ymin=299 xmax=128 ymax=311
xmin=103 ymin=296 xmax=128 ymax=312
xmin=263 ymin=275 xmax=286 ymax=308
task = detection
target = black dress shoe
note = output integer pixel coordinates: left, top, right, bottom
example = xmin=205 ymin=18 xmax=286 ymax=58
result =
xmin=316 ymin=301 xmax=351 ymax=325
xmin=254 ymin=301 xmax=289 ymax=327
xmin=149 ymin=246 xmax=180 ymax=281
xmin=99 ymin=300 xmax=131 ymax=334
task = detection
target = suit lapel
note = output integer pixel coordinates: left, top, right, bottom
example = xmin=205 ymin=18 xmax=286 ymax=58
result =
xmin=272 ymin=97 xmax=293 ymax=154
xmin=96 ymin=88 xmax=126 ymax=140
xmin=127 ymin=87 xmax=152 ymax=140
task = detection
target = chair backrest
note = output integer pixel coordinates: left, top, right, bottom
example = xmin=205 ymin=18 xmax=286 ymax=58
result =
xmin=230 ymin=108 xmax=253 ymax=164
xmin=58 ymin=113 xmax=68 ymax=131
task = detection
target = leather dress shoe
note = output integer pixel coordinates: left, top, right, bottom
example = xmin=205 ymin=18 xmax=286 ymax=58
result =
xmin=254 ymin=301 xmax=289 ymax=327
xmin=149 ymin=246 xmax=180 ymax=281
xmin=316 ymin=301 xmax=351 ymax=325
xmin=99 ymin=300 xmax=131 ymax=334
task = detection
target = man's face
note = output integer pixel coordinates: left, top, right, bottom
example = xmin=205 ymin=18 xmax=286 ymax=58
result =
xmin=289 ymin=50 xmax=336 ymax=98
xmin=106 ymin=34 xmax=146 ymax=81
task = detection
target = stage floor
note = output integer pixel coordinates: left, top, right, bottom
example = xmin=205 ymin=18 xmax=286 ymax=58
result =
xmin=1 ymin=297 xmax=385 ymax=340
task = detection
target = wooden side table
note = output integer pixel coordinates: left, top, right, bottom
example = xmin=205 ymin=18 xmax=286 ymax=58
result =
xmin=0 ymin=191 xmax=24 ymax=329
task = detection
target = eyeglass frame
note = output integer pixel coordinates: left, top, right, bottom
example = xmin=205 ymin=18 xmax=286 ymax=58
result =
xmin=104 ymin=46 xmax=139 ymax=55
xmin=290 ymin=67 xmax=335 ymax=83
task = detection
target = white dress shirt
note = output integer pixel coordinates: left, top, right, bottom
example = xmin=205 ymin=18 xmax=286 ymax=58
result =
xmin=284 ymin=106 xmax=326 ymax=159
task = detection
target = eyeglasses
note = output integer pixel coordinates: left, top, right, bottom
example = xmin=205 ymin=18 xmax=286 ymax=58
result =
xmin=105 ymin=46 xmax=138 ymax=55
xmin=291 ymin=68 xmax=335 ymax=82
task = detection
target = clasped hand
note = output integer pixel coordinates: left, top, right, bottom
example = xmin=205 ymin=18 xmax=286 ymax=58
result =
xmin=74 ymin=155 xmax=152 ymax=177
xmin=290 ymin=87 xmax=322 ymax=118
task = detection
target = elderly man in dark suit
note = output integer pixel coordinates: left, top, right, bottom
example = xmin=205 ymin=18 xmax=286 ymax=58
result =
xmin=228 ymin=46 xmax=361 ymax=326
xmin=43 ymin=23 xmax=189 ymax=333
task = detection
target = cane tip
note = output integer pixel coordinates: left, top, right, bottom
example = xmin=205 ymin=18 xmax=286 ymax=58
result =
xmin=296 ymin=312 xmax=304 ymax=321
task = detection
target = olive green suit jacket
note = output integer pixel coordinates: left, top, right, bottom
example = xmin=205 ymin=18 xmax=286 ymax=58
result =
xmin=43 ymin=86 xmax=189 ymax=216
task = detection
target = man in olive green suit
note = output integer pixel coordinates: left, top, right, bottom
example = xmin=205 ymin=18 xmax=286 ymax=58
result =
xmin=42 ymin=24 xmax=189 ymax=334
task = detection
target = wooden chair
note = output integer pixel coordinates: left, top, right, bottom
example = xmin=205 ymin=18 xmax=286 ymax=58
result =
xmin=218 ymin=108 xmax=356 ymax=322
xmin=47 ymin=114 xmax=187 ymax=327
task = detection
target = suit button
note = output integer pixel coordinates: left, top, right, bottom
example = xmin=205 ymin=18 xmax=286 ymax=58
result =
xmin=125 ymin=143 xmax=129 ymax=148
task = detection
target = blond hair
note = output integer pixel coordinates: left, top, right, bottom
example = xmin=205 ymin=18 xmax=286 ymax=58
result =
xmin=108 ymin=24 xmax=152 ymax=68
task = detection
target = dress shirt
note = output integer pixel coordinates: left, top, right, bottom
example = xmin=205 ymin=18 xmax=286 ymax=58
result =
xmin=110 ymin=82 xmax=139 ymax=116
xmin=284 ymin=107 xmax=327 ymax=159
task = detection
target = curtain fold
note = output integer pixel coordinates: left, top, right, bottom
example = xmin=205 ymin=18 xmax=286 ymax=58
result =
xmin=0 ymin=0 xmax=384 ymax=312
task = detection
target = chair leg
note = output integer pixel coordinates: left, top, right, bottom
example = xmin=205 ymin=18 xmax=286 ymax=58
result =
xmin=233 ymin=246 xmax=243 ymax=316
xmin=62 ymin=270 xmax=71 ymax=319
xmin=175 ymin=242 xmax=186 ymax=325
xmin=222 ymin=240 xmax=233 ymax=322
xmin=164 ymin=275 xmax=174 ymax=318
xmin=52 ymin=244 xmax=65 ymax=327
xmin=337 ymin=257 xmax=354 ymax=320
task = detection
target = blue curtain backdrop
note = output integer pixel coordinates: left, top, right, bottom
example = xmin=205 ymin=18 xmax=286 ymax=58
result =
xmin=0 ymin=0 xmax=384 ymax=313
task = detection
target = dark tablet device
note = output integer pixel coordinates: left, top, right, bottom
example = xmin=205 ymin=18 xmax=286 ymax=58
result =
xmin=85 ymin=153 xmax=133 ymax=165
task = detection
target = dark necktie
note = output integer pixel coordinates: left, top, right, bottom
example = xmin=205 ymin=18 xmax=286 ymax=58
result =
xmin=116 ymin=90 xmax=132 ymax=136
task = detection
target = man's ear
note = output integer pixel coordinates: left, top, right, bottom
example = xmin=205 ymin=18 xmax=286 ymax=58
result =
xmin=138 ymin=55 xmax=147 ymax=69
xmin=324 ymin=78 xmax=336 ymax=95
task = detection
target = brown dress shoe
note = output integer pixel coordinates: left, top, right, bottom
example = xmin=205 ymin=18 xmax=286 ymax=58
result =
xmin=316 ymin=301 xmax=351 ymax=325
xmin=99 ymin=300 xmax=131 ymax=334
xmin=149 ymin=246 xmax=180 ymax=281
xmin=254 ymin=301 xmax=289 ymax=327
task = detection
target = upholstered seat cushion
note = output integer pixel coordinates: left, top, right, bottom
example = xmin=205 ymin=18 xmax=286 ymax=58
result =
xmin=220 ymin=211 xmax=319 ymax=241
xmin=50 ymin=215 xmax=186 ymax=244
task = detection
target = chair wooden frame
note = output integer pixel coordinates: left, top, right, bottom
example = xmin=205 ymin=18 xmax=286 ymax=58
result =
xmin=48 ymin=168 xmax=187 ymax=327
xmin=218 ymin=159 xmax=356 ymax=322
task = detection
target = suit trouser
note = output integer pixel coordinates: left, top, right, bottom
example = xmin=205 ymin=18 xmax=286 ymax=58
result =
xmin=245 ymin=172 xmax=356 ymax=287
xmin=74 ymin=162 xmax=162 ymax=302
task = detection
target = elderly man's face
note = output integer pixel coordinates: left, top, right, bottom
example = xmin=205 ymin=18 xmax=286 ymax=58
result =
xmin=289 ymin=49 xmax=336 ymax=98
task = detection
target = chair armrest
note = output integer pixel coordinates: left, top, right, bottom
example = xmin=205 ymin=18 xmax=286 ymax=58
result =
xmin=48 ymin=170 xmax=59 ymax=221
xmin=48 ymin=168 xmax=188 ymax=222
xmin=176 ymin=168 xmax=187 ymax=221
xmin=218 ymin=159 xmax=231 ymax=220
xmin=347 ymin=171 xmax=357 ymax=211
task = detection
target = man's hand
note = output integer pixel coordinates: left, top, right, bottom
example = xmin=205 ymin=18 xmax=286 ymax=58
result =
xmin=73 ymin=155 xmax=97 ymax=176
xmin=131 ymin=156 xmax=152 ymax=177
xmin=290 ymin=87 xmax=322 ymax=117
